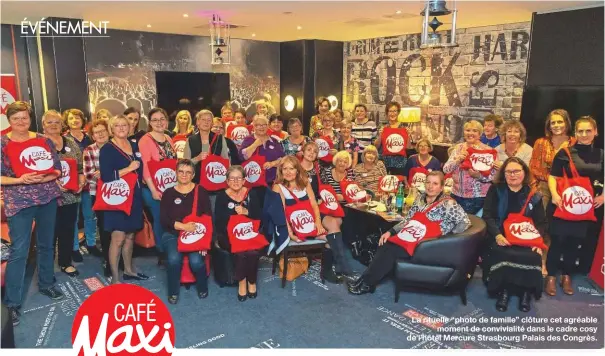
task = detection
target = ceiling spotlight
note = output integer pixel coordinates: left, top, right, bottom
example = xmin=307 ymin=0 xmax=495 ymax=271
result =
xmin=296 ymin=25 xmax=302 ymax=30
xmin=251 ymin=33 xmax=256 ymax=37
xmin=395 ymin=10 xmax=402 ymax=14
xmin=183 ymin=14 xmax=189 ymax=18
xmin=146 ymin=24 xmax=152 ymax=28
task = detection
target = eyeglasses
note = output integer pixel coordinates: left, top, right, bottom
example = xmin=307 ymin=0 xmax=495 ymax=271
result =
xmin=177 ymin=170 xmax=194 ymax=176
xmin=93 ymin=129 xmax=108 ymax=135
xmin=504 ymin=169 xmax=523 ymax=176
xmin=228 ymin=177 xmax=244 ymax=182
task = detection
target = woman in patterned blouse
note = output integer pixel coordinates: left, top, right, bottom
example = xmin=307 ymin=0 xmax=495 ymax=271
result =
xmin=281 ymin=118 xmax=310 ymax=157
xmin=309 ymin=97 xmax=331 ymax=137
xmin=338 ymin=120 xmax=360 ymax=167
xmin=528 ymin=109 xmax=575 ymax=210
xmin=44 ymin=110 xmax=86 ymax=277
xmin=1 ymin=102 xmax=64 ymax=326
xmin=443 ymin=120 xmax=497 ymax=214
xmin=348 ymin=171 xmax=470 ymax=295
xmin=353 ymin=145 xmax=387 ymax=194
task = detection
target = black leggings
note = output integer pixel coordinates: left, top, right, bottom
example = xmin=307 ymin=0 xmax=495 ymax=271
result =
xmin=546 ymin=233 xmax=581 ymax=276
xmin=55 ymin=203 xmax=78 ymax=267
xmin=362 ymin=242 xmax=410 ymax=285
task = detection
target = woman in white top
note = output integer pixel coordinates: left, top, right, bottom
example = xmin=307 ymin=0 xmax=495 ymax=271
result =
xmin=494 ymin=120 xmax=533 ymax=169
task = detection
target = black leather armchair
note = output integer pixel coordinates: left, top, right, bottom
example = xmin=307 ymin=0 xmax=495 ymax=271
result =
xmin=394 ymin=215 xmax=486 ymax=305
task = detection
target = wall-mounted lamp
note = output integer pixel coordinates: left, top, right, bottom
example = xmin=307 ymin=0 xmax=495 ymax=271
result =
xmin=399 ymin=107 xmax=422 ymax=143
xmin=327 ymin=95 xmax=339 ymax=111
xmin=284 ymin=95 xmax=296 ymax=112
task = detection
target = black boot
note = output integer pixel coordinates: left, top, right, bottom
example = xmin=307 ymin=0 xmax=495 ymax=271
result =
xmin=322 ymin=249 xmax=343 ymax=284
xmin=495 ymin=289 xmax=510 ymax=312
xmin=518 ymin=291 xmax=531 ymax=312
xmin=347 ymin=277 xmax=375 ymax=295
xmin=326 ymin=233 xmax=353 ymax=277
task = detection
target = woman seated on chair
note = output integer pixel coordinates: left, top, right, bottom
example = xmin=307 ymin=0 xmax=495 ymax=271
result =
xmin=347 ymin=171 xmax=470 ymax=295
xmin=215 ymin=166 xmax=264 ymax=302
xmin=481 ymin=157 xmax=547 ymax=313
xmin=353 ymin=144 xmax=387 ymax=194
xmin=160 ymin=159 xmax=212 ymax=304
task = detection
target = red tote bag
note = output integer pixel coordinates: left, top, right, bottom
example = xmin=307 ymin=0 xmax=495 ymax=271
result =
xmin=59 ymin=158 xmax=79 ymax=192
xmin=388 ymin=198 xmax=447 ymax=255
xmin=380 ymin=127 xmax=409 ymax=157
xmin=92 ymin=172 xmax=138 ymax=215
xmin=227 ymin=214 xmax=269 ymax=253
xmin=460 ymin=147 xmax=496 ymax=177
xmin=172 ymin=134 xmax=188 ymax=159
xmin=148 ymin=158 xmax=177 ymax=193
xmin=315 ymin=136 xmax=334 ymax=164
xmin=503 ymin=191 xmax=548 ymax=250
xmin=5 ymin=137 xmax=56 ymax=177
xmin=553 ymin=148 xmax=596 ymax=222
xmin=408 ymin=167 xmax=429 ymax=191
xmin=314 ymin=166 xmax=345 ymax=217
xmin=340 ymin=180 xmax=368 ymax=203
xmin=378 ymin=175 xmax=404 ymax=194
xmin=199 ymin=135 xmax=230 ymax=192
xmin=242 ymin=148 xmax=267 ymax=188
xmin=282 ymin=185 xmax=318 ymax=241
xmin=226 ymin=124 xmax=251 ymax=146
xmin=178 ymin=187 xmax=213 ymax=252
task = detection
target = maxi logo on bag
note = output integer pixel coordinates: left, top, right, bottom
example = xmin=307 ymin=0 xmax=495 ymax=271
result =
xmin=469 ymin=152 xmax=494 ymax=171
xmin=380 ymin=175 xmax=400 ymax=192
xmin=397 ymin=220 xmax=427 ymax=242
xmin=101 ymin=179 xmax=130 ymax=205
xmin=233 ymin=222 xmax=258 ymax=240
xmin=316 ymin=138 xmax=330 ymax=158
xmin=289 ymin=210 xmax=315 ymax=234
xmin=230 ymin=126 xmax=250 ymax=144
xmin=60 ymin=160 xmax=71 ymax=185
xmin=508 ymin=222 xmax=541 ymax=240
xmin=385 ymin=133 xmax=405 ymax=153
xmin=205 ymin=162 xmax=227 ymax=184
xmin=244 ymin=161 xmax=262 ymax=183
xmin=154 ymin=168 xmax=177 ymax=193
xmin=20 ymin=146 xmax=53 ymax=170
xmin=561 ymin=186 xmax=594 ymax=215
xmin=179 ymin=223 xmax=208 ymax=245
xmin=345 ymin=183 xmax=366 ymax=201
xmin=320 ymin=189 xmax=338 ymax=210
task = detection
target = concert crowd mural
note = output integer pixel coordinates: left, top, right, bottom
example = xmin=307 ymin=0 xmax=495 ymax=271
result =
xmin=85 ymin=29 xmax=280 ymax=119
xmin=343 ymin=22 xmax=531 ymax=145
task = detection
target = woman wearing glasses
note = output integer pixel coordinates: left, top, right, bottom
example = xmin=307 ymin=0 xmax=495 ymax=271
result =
xmin=240 ymin=114 xmax=285 ymax=186
xmin=482 ymin=158 xmax=546 ymax=312
xmin=139 ymin=108 xmax=177 ymax=265
xmin=215 ymin=166 xmax=265 ymax=301
xmin=160 ymin=159 xmax=212 ymax=304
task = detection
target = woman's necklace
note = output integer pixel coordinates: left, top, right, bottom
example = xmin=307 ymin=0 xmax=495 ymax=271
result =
xmin=505 ymin=144 xmax=519 ymax=157
xmin=332 ymin=168 xmax=346 ymax=181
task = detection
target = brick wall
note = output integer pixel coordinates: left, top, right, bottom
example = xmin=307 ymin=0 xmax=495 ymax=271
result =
xmin=343 ymin=22 xmax=530 ymax=145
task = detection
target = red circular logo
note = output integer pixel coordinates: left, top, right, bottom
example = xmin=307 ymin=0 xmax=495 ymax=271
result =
xmin=71 ymin=284 xmax=175 ymax=356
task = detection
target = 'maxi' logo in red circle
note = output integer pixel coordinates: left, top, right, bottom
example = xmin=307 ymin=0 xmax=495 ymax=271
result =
xmin=71 ymin=284 xmax=175 ymax=356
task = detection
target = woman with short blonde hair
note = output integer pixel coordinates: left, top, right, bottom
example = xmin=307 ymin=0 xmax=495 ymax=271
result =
xmin=354 ymin=144 xmax=387 ymax=193
xmin=443 ymin=119 xmax=496 ymax=214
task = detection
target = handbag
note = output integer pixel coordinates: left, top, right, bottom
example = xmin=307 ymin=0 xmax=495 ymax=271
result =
xmin=59 ymin=158 xmax=79 ymax=192
xmin=315 ymin=135 xmax=334 ymax=164
xmin=5 ymin=137 xmax=56 ymax=177
xmin=242 ymin=148 xmax=267 ymax=188
xmin=315 ymin=165 xmax=345 ymax=217
xmin=282 ymin=185 xmax=318 ymax=241
xmin=199 ymin=134 xmax=230 ymax=192
xmin=134 ymin=211 xmax=155 ymax=248
xmin=93 ymin=172 xmax=138 ymax=215
xmin=178 ymin=187 xmax=213 ymax=252
xmin=503 ymin=190 xmax=548 ymax=250
xmin=553 ymin=148 xmax=596 ymax=222
xmin=460 ymin=147 xmax=497 ymax=177
xmin=380 ymin=126 xmax=409 ymax=157
xmin=278 ymin=256 xmax=309 ymax=281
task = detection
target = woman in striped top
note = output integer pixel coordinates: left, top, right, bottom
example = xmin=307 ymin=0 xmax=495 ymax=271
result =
xmin=351 ymin=104 xmax=377 ymax=156
xmin=353 ymin=145 xmax=387 ymax=194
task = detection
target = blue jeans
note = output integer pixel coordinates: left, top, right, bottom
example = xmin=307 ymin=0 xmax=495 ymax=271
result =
xmin=452 ymin=195 xmax=485 ymax=215
xmin=4 ymin=199 xmax=58 ymax=308
xmin=73 ymin=191 xmax=98 ymax=250
xmin=142 ymin=187 xmax=164 ymax=252
xmin=162 ymin=232 xmax=208 ymax=296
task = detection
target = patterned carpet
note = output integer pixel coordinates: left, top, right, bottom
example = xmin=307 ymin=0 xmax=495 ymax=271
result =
xmin=9 ymin=249 xmax=605 ymax=349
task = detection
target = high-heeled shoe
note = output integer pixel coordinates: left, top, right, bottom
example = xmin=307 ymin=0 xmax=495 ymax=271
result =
xmin=238 ymin=293 xmax=247 ymax=302
xmin=247 ymin=291 xmax=257 ymax=299
xmin=495 ymin=289 xmax=510 ymax=312
xmin=347 ymin=279 xmax=375 ymax=295
xmin=168 ymin=295 xmax=178 ymax=305
xmin=346 ymin=277 xmax=364 ymax=290
xmin=518 ymin=292 xmax=531 ymax=312
xmin=198 ymin=291 xmax=208 ymax=299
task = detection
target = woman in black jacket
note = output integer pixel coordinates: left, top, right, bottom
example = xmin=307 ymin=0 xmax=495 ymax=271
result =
xmin=482 ymin=157 xmax=547 ymax=312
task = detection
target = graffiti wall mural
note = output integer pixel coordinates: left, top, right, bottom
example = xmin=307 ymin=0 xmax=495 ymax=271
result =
xmin=85 ymin=29 xmax=279 ymax=118
xmin=343 ymin=22 xmax=531 ymax=145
